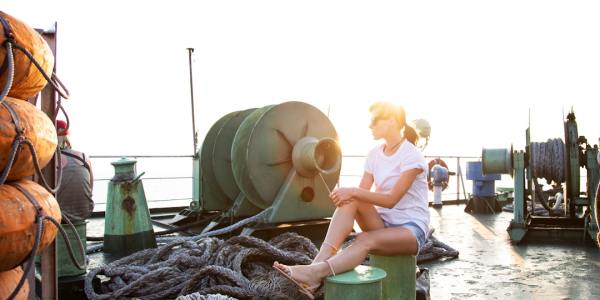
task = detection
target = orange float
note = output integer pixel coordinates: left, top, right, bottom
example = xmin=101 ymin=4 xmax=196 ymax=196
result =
xmin=0 ymin=180 xmax=61 ymax=271
xmin=0 ymin=97 xmax=57 ymax=181
xmin=0 ymin=267 xmax=29 ymax=300
xmin=0 ymin=11 xmax=54 ymax=100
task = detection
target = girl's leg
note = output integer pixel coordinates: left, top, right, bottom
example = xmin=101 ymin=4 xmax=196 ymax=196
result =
xmin=274 ymin=226 xmax=417 ymax=290
xmin=312 ymin=201 xmax=384 ymax=264
xmin=326 ymin=226 xmax=418 ymax=273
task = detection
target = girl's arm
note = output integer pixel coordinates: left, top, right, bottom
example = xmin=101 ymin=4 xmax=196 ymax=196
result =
xmin=331 ymin=168 xmax=422 ymax=208
xmin=358 ymin=171 xmax=374 ymax=190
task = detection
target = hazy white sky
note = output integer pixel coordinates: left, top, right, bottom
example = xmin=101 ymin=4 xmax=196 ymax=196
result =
xmin=4 ymin=0 xmax=600 ymax=158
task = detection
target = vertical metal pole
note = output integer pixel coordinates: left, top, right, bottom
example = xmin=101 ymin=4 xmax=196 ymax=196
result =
xmin=39 ymin=22 xmax=58 ymax=300
xmin=187 ymin=48 xmax=198 ymax=155
xmin=456 ymin=157 xmax=460 ymax=201
xmin=459 ymin=160 xmax=468 ymax=202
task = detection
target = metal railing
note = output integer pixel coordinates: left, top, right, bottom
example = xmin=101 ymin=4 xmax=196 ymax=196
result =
xmin=87 ymin=154 xmax=485 ymax=211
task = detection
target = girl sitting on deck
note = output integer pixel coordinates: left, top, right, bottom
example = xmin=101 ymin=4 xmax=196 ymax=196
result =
xmin=274 ymin=101 xmax=430 ymax=299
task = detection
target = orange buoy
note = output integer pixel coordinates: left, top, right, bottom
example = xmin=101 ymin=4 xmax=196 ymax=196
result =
xmin=0 ymin=97 xmax=57 ymax=181
xmin=0 ymin=267 xmax=29 ymax=300
xmin=0 ymin=11 xmax=54 ymax=100
xmin=0 ymin=180 xmax=61 ymax=271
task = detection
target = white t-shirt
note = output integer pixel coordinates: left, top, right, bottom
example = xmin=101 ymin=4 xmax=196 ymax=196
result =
xmin=364 ymin=141 xmax=429 ymax=235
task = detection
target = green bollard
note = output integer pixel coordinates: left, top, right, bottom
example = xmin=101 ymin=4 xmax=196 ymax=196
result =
xmin=369 ymin=255 xmax=416 ymax=300
xmin=325 ymin=265 xmax=386 ymax=300
xmin=104 ymin=158 xmax=156 ymax=258
xmin=57 ymin=221 xmax=87 ymax=277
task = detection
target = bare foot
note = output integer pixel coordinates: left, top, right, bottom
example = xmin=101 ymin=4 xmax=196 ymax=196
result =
xmin=273 ymin=261 xmax=323 ymax=292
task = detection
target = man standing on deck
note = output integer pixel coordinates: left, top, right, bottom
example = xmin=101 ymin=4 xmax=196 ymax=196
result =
xmin=57 ymin=120 xmax=94 ymax=222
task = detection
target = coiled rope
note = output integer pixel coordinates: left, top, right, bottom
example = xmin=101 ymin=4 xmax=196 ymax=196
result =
xmin=84 ymin=232 xmax=318 ymax=300
xmin=530 ymin=138 xmax=565 ymax=184
xmin=85 ymin=229 xmax=458 ymax=300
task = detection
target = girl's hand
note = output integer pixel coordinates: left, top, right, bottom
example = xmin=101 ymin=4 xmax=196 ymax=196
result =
xmin=330 ymin=187 xmax=356 ymax=207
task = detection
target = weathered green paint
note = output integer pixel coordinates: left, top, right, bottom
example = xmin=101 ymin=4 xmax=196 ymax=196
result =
xmin=231 ymin=105 xmax=275 ymax=209
xmin=56 ymin=221 xmax=87 ymax=277
xmin=266 ymin=170 xmax=336 ymax=223
xmin=586 ymin=146 xmax=599 ymax=243
xmin=325 ymin=265 xmax=386 ymax=300
xmin=369 ymin=255 xmax=416 ymax=300
xmin=267 ymin=136 xmax=341 ymax=223
xmin=191 ymin=151 xmax=201 ymax=211
xmin=564 ymin=115 xmax=580 ymax=218
xmin=228 ymin=193 xmax=262 ymax=218
xmin=229 ymin=102 xmax=340 ymax=223
xmin=481 ymin=148 xmax=512 ymax=175
xmin=200 ymin=109 xmax=257 ymax=212
xmin=508 ymin=151 xmax=527 ymax=243
xmin=104 ymin=158 xmax=156 ymax=257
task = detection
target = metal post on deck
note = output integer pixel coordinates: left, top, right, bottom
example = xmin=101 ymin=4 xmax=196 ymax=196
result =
xmin=39 ymin=22 xmax=58 ymax=300
xmin=456 ymin=157 xmax=460 ymax=201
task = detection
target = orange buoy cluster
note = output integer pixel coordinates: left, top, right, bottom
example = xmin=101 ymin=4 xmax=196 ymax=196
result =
xmin=0 ymin=11 xmax=62 ymax=300
xmin=0 ymin=11 xmax=54 ymax=100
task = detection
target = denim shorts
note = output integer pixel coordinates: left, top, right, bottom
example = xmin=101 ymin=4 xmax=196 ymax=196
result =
xmin=384 ymin=221 xmax=427 ymax=254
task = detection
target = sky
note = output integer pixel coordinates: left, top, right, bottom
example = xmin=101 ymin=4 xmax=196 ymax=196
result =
xmin=3 ymin=0 xmax=600 ymax=158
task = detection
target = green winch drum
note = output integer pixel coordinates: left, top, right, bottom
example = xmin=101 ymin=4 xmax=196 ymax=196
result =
xmin=231 ymin=101 xmax=340 ymax=210
xmin=482 ymin=148 xmax=512 ymax=175
xmin=200 ymin=108 xmax=256 ymax=211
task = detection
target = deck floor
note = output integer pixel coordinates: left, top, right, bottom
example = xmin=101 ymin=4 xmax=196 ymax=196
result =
xmin=86 ymin=204 xmax=600 ymax=299
xmin=424 ymin=204 xmax=600 ymax=299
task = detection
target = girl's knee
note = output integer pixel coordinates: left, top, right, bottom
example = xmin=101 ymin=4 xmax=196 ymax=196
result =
xmin=336 ymin=201 xmax=359 ymax=212
xmin=353 ymin=232 xmax=375 ymax=250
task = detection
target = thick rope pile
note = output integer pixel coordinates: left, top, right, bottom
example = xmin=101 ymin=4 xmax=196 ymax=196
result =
xmin=85 ymin=230 xmax=458 ymax=300
xmin=530 ymin=138 xmax=565 ymax=184
xmin=84 ymin=232 xmax=318 ymax=300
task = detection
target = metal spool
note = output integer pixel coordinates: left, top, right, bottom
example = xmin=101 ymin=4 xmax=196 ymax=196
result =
xmin=200 ymin=109 xmax=256 ymax=211
xmin=213 ymin=109 xmax=256 ymax=201
xmin=482 ymin=148 xmax=512 ymax=175
xmin=529 ymin=138 xmax=565 ymax=183
xmin=200 ymin=111 xmax=235 ymax=209
xmin=231 ymin=101 xmax=340 ymax=209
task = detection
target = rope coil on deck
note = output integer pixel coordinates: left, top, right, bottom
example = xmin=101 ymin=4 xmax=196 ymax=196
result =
xmin=84 ymin=229 xmax=458 ymax=300
xmin=530 ymin=138 xmax=565 ymax=184
xmin=84 ymin=233 xmax=319 ymax=300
